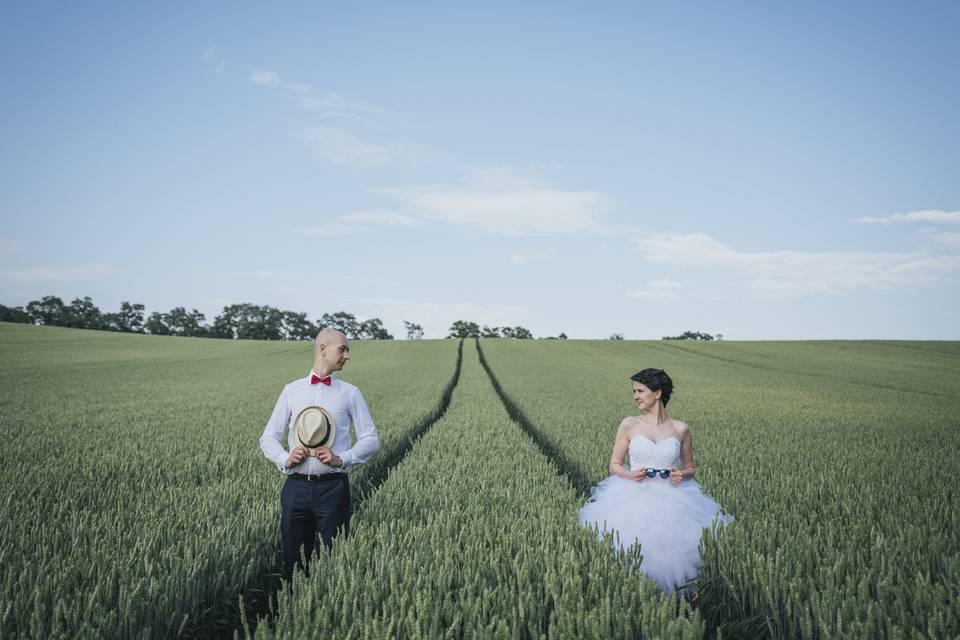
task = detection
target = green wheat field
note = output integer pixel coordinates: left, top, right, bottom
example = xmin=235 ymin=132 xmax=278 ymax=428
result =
xmin=1 ymin=322 xmax=958 ymax=639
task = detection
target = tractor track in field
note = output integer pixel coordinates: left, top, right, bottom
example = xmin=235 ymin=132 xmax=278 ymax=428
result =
xmin=190 ymin=339 xmax=465 ymax=640
xmin=474 ymin=339 xmax=771 ymax=637
xmin=475 ymin=338 xmax=592 ymax=496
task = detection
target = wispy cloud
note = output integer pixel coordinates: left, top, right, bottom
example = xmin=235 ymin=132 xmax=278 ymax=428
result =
xmin=636 ymin=233 xmax=960 ymax=298
xmin=854 ymin=209 xmax=960 ymax=224
xmin=341 ymin=211 xmax=419 ymax=225
xmin=510 ymin=248 xmax=550 ymax=265
xmin=249 ymin=68 xmax=386 ymax=118
xmin=299 ymin=127 xmax=391 ymax=168
xmin=202 ymin=46 xmax=228 ymax=73
xmin=377 ymin=185 xmax=612 ymax=236
xmin=0 ymin=263 xmax=116 ymax=283
xmin=250 ymin=68 xmax=310 ymax=93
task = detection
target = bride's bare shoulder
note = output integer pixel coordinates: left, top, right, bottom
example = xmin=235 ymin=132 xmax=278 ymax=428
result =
xmin=617 ymin=416 xmax=639 ymax=432
xmin=671 ymin=420 xmax=691 ymax=436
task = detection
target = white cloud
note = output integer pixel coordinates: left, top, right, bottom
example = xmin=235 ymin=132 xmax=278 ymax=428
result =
xmin=300 ymin=127 xmax=391 ymax=168
xmin=250 ymin=68 xmax=386 ymax=119
xmin=377 ymin=185 xmax=612 ymax=236
xmin=202 ymin=46 xmax=227 ymax=73
xmin=0 ymin=263 xmax=115 ymax=283
xmin=341 ymin=211 xmax=419 ymax=225
xmin=510 ymin=248 xmax=550 ymax=265
xmin=250 ymin=68 xmax=310 ymax=94
xmin=636 ymin=233 xmax=960 ymax=298
xmin=854 ymin=209 xmax=960 ymax=224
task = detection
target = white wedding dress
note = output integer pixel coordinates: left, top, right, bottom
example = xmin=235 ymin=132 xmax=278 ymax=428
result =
xmin=579 ymin=435 xmax=734 ymax=595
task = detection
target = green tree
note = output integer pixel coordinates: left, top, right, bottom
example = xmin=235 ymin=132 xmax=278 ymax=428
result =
xmin=403 ymin=321 xmax=424 ymax=340
xmin=103 ymin=302 xmax=146 ymax=333
xmin=609 ymin=333 xmax=624 ymax=340
xmin=26 ymin=295 xmax=66 ymax=325
xmin=237 ymin=304 xmax=284 ymax=340
xmin=447 ymin=320 xmax=481 ymax=338
xmin=283 ymin=311 xmax=317 ymax=341
xmin=145 ymin=311 xmax=171 ymax=335
xmin=481 ymin=325 xmax=501 ymax=338
xmin=663 ymin=330 xmax=714 ymax=341
xmin=512 ymin=326 xmax=533 ymax=339
xmin=210 ymin=305 xmax=239 ymax=339
xmin=211 ymin=303 xmax=284 ymax=340
xmin=321 ymin=312 xmax=360 ymax=338
xmin=0 ymin=304 xmax=30 ymax=324
xmin=65 ymin=296 xmax=103 ymax=329
xmin=164 ymin=307 xmax=207 ymax=337
xmin=358 ymin=318 xmax=393 ymax=340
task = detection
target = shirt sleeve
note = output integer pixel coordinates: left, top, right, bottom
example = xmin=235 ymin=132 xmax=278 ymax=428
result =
xmin=259 ymin=385 xmax=293 ymax=474
xmin=339 ymin=387 xmax=380 ymax=470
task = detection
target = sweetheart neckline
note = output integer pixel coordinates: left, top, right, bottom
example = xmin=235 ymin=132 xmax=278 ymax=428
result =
xmin=630 ymin=434 xmax=680 ymax=447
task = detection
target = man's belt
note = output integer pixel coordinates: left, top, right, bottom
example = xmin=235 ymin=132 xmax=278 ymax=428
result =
xmin=290 ymin=472 xmax=348 ymax=482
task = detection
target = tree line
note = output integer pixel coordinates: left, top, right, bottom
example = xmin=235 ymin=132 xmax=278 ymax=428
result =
xmin=0 ymin=295 xmax=557 ymax=341
xmin=2 ymin=295 xmax=715 ymax=341
xmin=0 ymin=295 xmax=395 ymax=340
xmin=445 ymin=320 xmax=557 ymax=340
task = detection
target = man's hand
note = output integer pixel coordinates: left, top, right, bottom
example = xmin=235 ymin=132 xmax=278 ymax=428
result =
xmin=284 ymin=445 xmax=308 ymax=468
xmin=315 ymin=446 xmax=343 ymax=468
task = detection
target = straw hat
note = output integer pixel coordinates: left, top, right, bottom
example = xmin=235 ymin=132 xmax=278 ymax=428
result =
xmin=293 ymin=405 xmax=336 ymax=452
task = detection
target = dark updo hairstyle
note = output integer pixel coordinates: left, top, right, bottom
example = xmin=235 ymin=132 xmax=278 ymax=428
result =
xmin=630 ymin=368 xmax=674 ymax=406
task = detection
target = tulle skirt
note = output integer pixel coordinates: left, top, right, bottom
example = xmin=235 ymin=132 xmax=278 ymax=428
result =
xmin=579 ymin=475 xmax=734 ymax=595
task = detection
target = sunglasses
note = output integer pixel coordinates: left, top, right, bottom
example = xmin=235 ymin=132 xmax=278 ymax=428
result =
xmin=644 ymin=468 xmax=672 ymax=479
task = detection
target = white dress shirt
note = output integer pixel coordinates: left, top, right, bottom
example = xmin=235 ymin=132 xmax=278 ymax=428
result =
xmin=259 ymin=371 xmax=380 ymax=475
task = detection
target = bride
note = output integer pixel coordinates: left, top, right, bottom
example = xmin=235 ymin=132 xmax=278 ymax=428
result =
xmin=579 ymin=368 xmax=734 ymax=596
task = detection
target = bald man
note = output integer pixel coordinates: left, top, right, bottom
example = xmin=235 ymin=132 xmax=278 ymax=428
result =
xmin=259 ymin=328 xmax=380 ymax=580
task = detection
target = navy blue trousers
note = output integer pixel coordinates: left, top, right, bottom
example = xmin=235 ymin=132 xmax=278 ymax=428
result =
xmin=280 ymin=475 xmax=350 ymax=581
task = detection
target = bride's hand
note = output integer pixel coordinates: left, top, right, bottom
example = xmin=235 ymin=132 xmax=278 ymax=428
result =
xmin=669 ymin=468 xmax=683 ymax=485
xmin=627 ymin=469 xmax=647 ymax=483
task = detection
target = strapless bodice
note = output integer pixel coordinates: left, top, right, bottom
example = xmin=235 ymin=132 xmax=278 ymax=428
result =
xmin=628 ymin=435 xmax=681 ymax=470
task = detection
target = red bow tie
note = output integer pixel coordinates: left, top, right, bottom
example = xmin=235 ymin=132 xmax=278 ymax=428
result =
xmin=311 ymin=374 xmax=331 ymax=386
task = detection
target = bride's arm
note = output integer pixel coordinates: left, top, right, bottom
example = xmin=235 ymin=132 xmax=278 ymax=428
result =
xmin=670 ymin=422 xmax=697 ymax=484
xmin=609 ymin=418 xmax=638 ymax=480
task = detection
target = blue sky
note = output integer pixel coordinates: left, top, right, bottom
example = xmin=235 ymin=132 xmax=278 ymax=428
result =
xmin=1 ymin=1 xmax=958 ymax=339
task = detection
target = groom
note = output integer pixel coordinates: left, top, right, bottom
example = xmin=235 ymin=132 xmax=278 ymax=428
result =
xmin=259 ymin=328 xmax=380 ymax=580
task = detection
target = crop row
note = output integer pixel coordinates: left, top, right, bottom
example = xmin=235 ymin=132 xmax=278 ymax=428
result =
xmin=477 ymin=338 xmax=960 ymax=638
xmin=0 ymin=324 xmax=460 ymax=639
xmin=249 ymin=341 xmax=705 ymax=639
